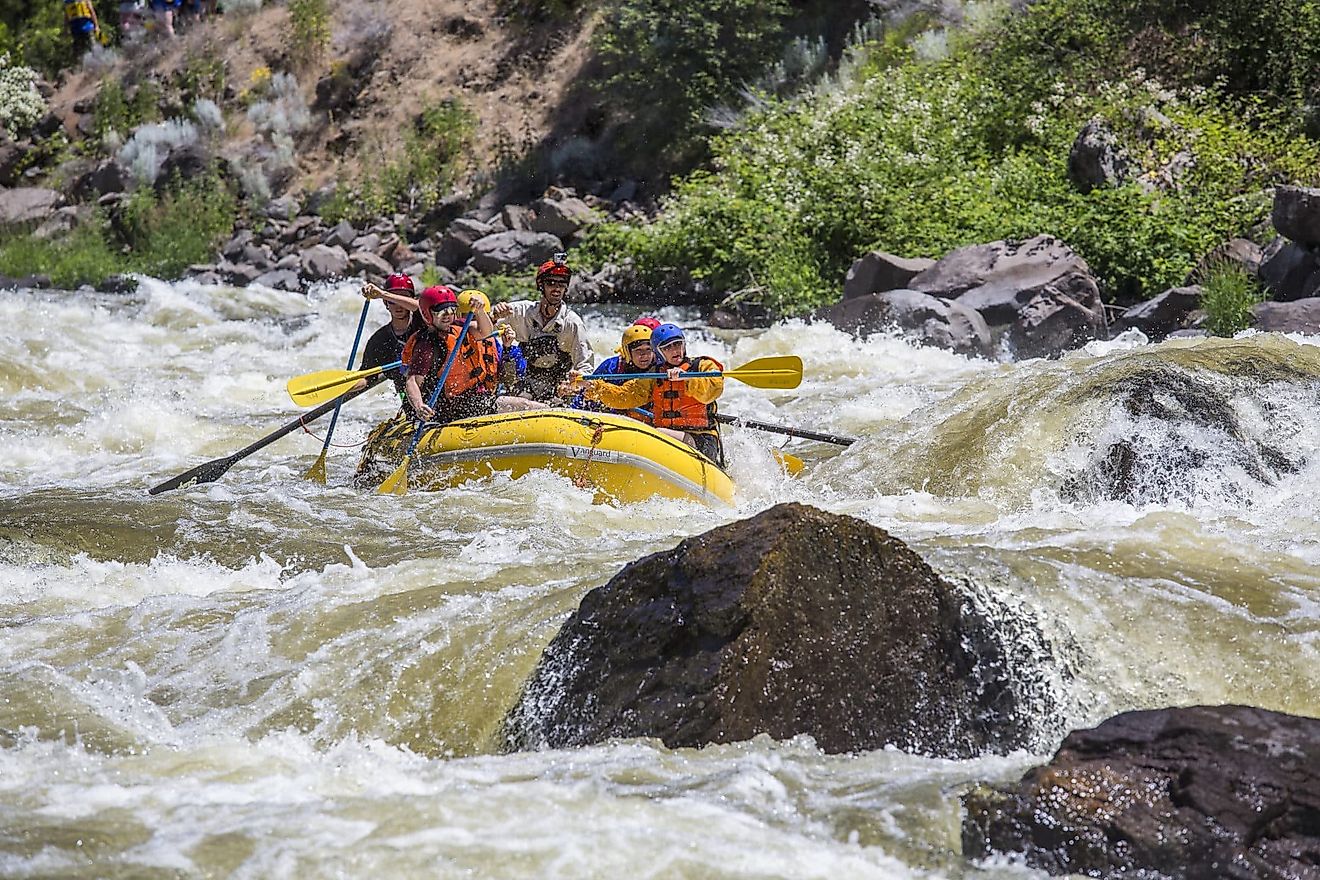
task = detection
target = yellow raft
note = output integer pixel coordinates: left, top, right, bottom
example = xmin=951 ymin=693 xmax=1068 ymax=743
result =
xmin=356 ymin=409 xmax=736 ymax=506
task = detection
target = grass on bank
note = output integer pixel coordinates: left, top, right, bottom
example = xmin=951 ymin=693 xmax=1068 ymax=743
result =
xmin=0 ymin=172 xmax=237 ymax=287
xmin=1200 ymin=259 xmax=1263 ymax=337
xmin=581 ymin=0 xmax=1320 ymax=316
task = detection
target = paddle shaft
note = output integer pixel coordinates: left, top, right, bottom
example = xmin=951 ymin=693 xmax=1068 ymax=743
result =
xmin=713 ymin=413 xmax=856 ymax=446
xmin=148 ymin=377 xmax=386 ymax=495
xmin=319 ymin=300 xmax=372 ymax=455
xmin=295 ymin=360 xmax=402 ymax=399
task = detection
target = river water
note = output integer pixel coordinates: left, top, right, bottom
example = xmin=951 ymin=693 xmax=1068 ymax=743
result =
xmin=2 ymin=279 xmax=1317 ymax=878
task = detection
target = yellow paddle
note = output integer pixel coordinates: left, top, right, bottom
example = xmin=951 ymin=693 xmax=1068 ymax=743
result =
xmin=287 ymin=360 xmax=403 ymax=407
xmin=581 ymin=355 xmax=803 ymax=390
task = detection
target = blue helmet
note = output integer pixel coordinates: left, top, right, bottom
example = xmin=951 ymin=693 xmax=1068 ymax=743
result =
xmin=651 ymin=322 xmax=685 ymax=352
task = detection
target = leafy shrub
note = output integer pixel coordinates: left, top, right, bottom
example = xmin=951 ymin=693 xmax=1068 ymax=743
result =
xmin=0 ymin=215 xmax=121 ymax=288
xmin=593 ymin=0 xmax=791 ymax=164
xmin=321 ymin=100 xmax=475 ymax=223
xmin=584 ymin=3 xmax=1320 ymax=315
xmin=288 ymin=0 xmax=331 ymax=65
xmin=0 ymin=52 xmax=44 ymax=137
xmin=0 ymin=172 xmax=238 ymax=286
xmin=93 ymin=78 xmax=163 ymax=146
xmin=117 ymin=171 xmax=238 ymax=278
xmin=1199 ymin=259 xmax=1262 ymax=337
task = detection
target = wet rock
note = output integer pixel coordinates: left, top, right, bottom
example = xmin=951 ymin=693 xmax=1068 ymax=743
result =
xmin=1067 ymin=119 xmax=1128 ymax=193
xmin=436 ymin=217 xmax=493 ymax=269
xmin=1117 ymin=286 xmax=1202 ymax=339
xmin=253 ymin=269 xmax=302 ymax=292
xmin=300 ymin=244 xmax=349 ymax=280
xmin=963 ymin=705 xmax=1320 ymax=880
xmin=815 ymin=289 xmax=992 ymax=358
xmin=1259 ymin=238 xmax=1320 ymax=302
xmin=96 ymin=274 xmax=138 ymax=294
xmin=1061 ymin=363 xmax=1303 ymax=504
xmin=505 ymin=503 xmax=1063 ymax=757
xmin=1252 ymin=297 xmax=1320 ymax=334
xmin=468 ymin=230 xmax=563 ymax=275
xmin=219 ymin=261 xmax=262 ymax=286
xmin=0 ymin=188 xmax=62 ymax=227
xmin=843 ymin=251 xmax=936 ymax=300
xmin=909 ymin=235 xmax=1106 ymax=357
xmin=1272 ymin=185 xmax=1320 ymax=246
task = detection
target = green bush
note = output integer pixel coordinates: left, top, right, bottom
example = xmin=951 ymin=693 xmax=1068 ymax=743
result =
xmin=0 ymin=172 xmax=238 ymax=286
xmin=583 ymin=2 xmax=1320 ymax=316
xmin=1199 ymin=259 xmax=1262 ymax=337
xmin=322 ymin=100 xmax=475 ymax=223
xmin=593 ymin=0 xmax=790 ymax=164
xmin=0 ymin=215 xmax=121 ymax=288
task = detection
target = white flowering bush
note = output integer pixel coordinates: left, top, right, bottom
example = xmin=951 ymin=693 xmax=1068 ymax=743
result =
xmin=0 ymin=53 xmax=46 ymax=138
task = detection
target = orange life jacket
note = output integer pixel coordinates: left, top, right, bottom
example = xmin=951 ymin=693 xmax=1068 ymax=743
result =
xmin=650 ymin=356 xmax=721 ymax=433
xmin=401 ymin=325 xmax=499 ymax=400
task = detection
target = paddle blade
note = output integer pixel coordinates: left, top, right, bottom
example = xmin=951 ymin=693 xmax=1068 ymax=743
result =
xmin=772 ymin=449 xmax=805 ymax=476
xmin=288 ymin=369 xmax=370 ymax=406
xmin=725 ymin=355 xmax=803 ymax=389
xmin=304 ymin=450 xmax=328 ymax=484
xmin=376 ymin=455 xmax=411 ymax=496
xmin=147 ymin=454 xmax=241 ymax=495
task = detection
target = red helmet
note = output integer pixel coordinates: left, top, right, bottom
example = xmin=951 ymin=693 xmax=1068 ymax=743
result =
xmin=418 ymin=285 xmax=458 ymax=325
xmin=535 ymin=253 xmax=572 ymax=286
xmin=384 ymin=273 xmax=415 ymax=294
xmin=632 ymin=316 xmax=662 ymax=330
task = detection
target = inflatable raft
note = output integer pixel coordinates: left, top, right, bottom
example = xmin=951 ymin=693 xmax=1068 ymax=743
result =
xmin=356 ymin=409 xmax=735 ymax=506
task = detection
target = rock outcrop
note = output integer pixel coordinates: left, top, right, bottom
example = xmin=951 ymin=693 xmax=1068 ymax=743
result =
xmin=814 ymin=289 xmax=992 ymax=358
xmin=963 ymin=705 xmax=1320 ymax=879
xmin=907 ymin=235 xmax=1107 ymax=358
xmin=504 ymin=503 xmax=1063 ymax=757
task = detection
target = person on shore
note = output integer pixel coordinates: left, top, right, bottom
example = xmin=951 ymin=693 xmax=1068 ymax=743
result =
xmin=64 ymin=0 xmax=102 ymax=54
xmin=149 ymin=0 xmax=178 ymax=37
xmin=354 ymin=273 xmax=421 ymax=402
xmin=402 ymin=285 xmax=500 ymax=425
xmin=490 ymin=253 xmax=593 ymax=402
xmin=563 ymin=322 xmax=725 ymax=465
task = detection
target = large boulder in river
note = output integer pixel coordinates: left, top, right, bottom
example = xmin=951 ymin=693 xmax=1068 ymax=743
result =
xmin=962 ymin=705 xmax=1320 ymax=879
xmin=1117 ymin=285 xmax=1202 ymax=339
xmin=814 ymin=289 xmax=993 ymax=358
xmin=843 ymin=250 xmax=936 ymax=299
xmin=908 ymin=235 xmax=1106 ymax=358
xmin=1252 ymin=297 xmax=1320 ymax=335
xmin=503 ymin=503 xmax=1063 ymax=757
xmin=1271 ymin=185 xmax=1320 ymax=247
xmin=1258 ymin=237 xmax=1320 ymax=302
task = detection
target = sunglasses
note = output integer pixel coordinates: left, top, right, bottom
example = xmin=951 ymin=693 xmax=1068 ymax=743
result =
xmin=431 ymin=305 xmax=457 ymax=316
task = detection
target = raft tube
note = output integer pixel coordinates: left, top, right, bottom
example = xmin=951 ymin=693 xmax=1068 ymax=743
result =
xmin=356 ymin=409 xmax=735 ymax=506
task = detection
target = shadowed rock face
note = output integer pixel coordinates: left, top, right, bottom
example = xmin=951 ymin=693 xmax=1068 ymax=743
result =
xmin=504 ymin=503 xmax=1063 ymax=757
xmin=963 ymin=705 xmax=1320 ymax=880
